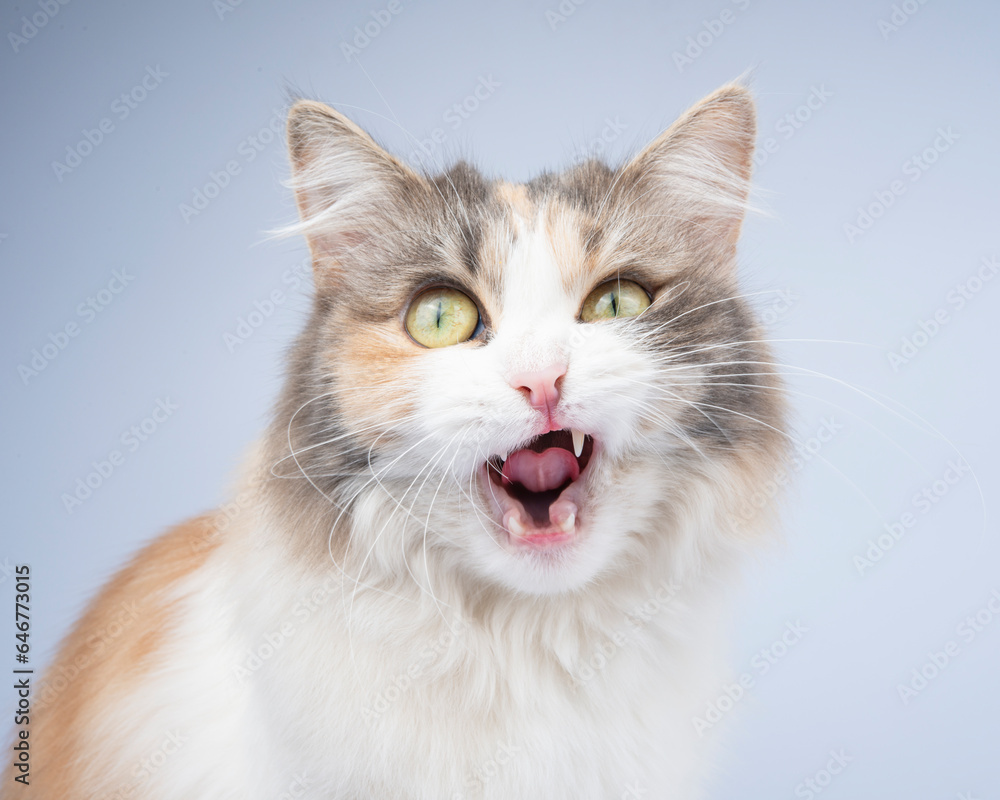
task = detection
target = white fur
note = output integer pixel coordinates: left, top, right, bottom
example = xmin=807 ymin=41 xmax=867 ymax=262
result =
xmin=104 ymin=489 xmax=747 ymax=799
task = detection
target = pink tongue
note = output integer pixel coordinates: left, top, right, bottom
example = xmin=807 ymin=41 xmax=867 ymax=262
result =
xmin=502 ymin=448 xmax=580 ymax=493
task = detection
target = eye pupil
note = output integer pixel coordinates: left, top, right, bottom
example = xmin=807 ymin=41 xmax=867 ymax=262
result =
xmin=405 ymin=287 xmax=481 ymax=348
xmin=580 ymin=279 xmax=650 ymax=323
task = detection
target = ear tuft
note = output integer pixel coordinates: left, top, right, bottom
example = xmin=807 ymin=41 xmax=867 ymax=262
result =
xmin=621 ymin=83 xmax=757 ymax=249
xmin=283 ymin=101 xmax=425 ymax=267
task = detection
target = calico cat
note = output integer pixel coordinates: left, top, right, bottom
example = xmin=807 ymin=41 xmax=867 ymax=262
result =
xmin=15 ymin=83 xmax=786 ymax=798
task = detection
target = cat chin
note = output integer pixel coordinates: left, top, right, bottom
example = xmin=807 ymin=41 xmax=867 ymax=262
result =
xmin=470 ymin=543 xmax=614 ymax=597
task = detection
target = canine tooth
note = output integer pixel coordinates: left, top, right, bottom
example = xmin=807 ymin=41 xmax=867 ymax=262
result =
xmin=505 ymin=511 xmax=526 ymax=537
xmin=571 ymin=429 xmax=585 ymax=458
xmin=555 ymin=512 xmax=576 ymax=533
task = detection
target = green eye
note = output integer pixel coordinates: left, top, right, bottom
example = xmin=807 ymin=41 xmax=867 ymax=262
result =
xmin=580 ymin=279 xmax=651 ymax=322
xmin=405 ymin=287 xmax=480 ymax=348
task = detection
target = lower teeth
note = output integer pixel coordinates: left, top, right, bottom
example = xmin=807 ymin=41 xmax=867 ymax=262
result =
xmin=504 ymin=511 xmax=526 ymax=537
xmin=555 ymin=512 xmax=575 ymax=533
xmin=503 ymin=509 xmax=577 ymax=537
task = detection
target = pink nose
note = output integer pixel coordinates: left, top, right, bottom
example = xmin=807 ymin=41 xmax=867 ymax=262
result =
xmin=509 ymin=363 xmax=566 ymax=417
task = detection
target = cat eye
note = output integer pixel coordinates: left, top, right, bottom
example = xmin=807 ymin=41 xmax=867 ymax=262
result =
xmin=405 ymin=287 xmax=481 ymax=348
xmin=580 ymin=279 xmax=651 ymax=322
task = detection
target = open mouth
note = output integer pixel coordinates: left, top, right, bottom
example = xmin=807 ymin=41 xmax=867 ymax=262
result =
xmin=483 ymin=429 xmax=595 ymax=548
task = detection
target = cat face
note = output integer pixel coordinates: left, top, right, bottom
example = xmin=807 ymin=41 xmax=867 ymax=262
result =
xmin=272 ymin=86 xmax=785 ymax=596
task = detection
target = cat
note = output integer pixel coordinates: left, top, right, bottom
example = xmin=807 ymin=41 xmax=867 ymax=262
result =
xmin=14 ymin=82 xmax=786 ymax=799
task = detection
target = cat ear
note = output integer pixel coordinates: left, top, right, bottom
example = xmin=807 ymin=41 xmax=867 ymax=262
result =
xmin=285 ymin=100 xmax=425 ymax=267
xmin=621 ymin=84 xmax=756 ymax=251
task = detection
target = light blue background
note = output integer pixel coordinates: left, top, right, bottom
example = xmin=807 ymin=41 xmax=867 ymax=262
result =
xmin=2 ymin=1 xmax=998 ymax=796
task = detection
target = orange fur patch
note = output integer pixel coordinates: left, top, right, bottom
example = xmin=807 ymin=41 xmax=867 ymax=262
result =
xmin=10 ymin=516 xmax=220 ymax=798
xmin=495 ymin=182 xmax=535 ymax=224
xmin=333 ymin=326 xmax=419 ymax=436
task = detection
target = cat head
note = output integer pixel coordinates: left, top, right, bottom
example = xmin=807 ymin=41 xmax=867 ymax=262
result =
xmin=268 ymin=84 xmax=786 ymax=597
